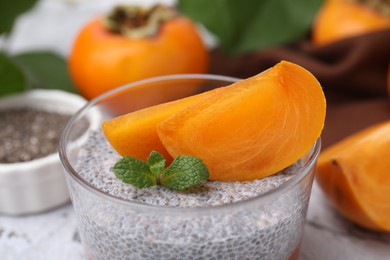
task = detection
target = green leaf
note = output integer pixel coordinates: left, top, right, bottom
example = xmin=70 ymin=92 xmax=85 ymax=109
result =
xmin=0 ymin=52 xmax=27 ymax=97
xmin=147 ymin=151 xmax=166 ymax=177
xmin=12 ymin=51 xmax=77 ymax=93
xmin=0 ymin=0 xmax=38 ymax=35
xmin=178 ymin=0 xmax=323 ymax=54
xmin=160 ymin=156 xmax=209 ymax=190
xmin=113 ymin=156 xmax=157 ymax=189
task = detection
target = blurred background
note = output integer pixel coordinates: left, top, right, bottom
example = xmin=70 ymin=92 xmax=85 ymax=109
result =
xmin=1 ymin=0 xmax=390 ymax=259
xmin=2 ymin=0 xmax=390 ymax=147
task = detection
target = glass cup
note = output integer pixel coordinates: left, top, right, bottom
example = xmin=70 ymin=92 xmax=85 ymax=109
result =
xmin=59 ymin=74 xmax=320 ymax=260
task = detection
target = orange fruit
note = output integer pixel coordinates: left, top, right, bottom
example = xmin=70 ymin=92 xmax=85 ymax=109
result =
xmin=157 ymin=61 xmax=326 ymax=181
xmin=312 ymin=0 xmax=390 ymax=45
xmin=102 ymin=88 xmax=220 ymax=164
xmin=103 ymin=61 xmax=326 ymax=182
xmin=69 ymin=5 xmax=209 ymax=100
xmin=317 ymin=121 xmax=390 ymax=232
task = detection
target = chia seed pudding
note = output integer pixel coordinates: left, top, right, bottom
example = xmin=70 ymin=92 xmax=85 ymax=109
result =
xmin=67 ymin=130 xmax=315 ymax=260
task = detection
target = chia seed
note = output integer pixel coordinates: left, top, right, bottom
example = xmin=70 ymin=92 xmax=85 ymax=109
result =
xmin=0 ymin=108 xmax=71 ymax=163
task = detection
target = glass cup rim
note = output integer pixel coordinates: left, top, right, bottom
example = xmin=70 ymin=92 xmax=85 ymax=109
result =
xmin=59 ymin=73 xmax=321 ymax=215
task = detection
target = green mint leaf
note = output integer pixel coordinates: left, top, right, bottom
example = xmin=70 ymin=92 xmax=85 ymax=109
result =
xmin=147 ymin=151 xmax=166 ymax=177
xmin=112 ymin=152 xmax=209 ymax=190
xmin=160 ymin=156 xmax=209 ymax=190
xmin=113 ymin=156 xmax=156 ymax=189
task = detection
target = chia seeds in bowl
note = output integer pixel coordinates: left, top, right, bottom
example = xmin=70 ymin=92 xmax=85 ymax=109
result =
xmin=0 ymin=89 xmax=88 ymax=215
xmin=60 ymin=74 xmax=320 ymax=260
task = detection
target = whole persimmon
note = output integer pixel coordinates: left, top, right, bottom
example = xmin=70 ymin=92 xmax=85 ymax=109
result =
xmin=312 ymin=0 xmax=390 ymax=45
xmin=68 ymin=5 xmax=209 ymax=99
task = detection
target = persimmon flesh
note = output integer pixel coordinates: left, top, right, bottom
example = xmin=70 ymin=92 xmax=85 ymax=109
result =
xmin=317 ymin=121 xmax=390 ymax=232
xmin=69 ymin=6 xmax=209 ymax=100
xmin=102 ymin=89 xmax=219 ymax=164
xmin=157 ymin=61 xmax=326 ymax=181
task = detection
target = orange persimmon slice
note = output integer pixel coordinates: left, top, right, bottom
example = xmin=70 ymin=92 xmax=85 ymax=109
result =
xmin=102 ymin=88 xmax=219 ymax=164
xmin=317 ymin=121 xmax=390 ymax=232
xmin=157 ymin=61 xmax=326 ymax=181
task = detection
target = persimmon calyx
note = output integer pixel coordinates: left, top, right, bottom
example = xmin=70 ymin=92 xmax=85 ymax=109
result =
xmin=103 ymin=4 xmax=178 ymax=39
xmin=351 ymin=0 xmax=390 ymax=16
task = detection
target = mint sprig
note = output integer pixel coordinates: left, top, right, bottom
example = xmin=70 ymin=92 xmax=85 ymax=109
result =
xmin=147 ymin=151 xmax=166 ymax=177
xmin=113 ymin=156 xmax=157 ymax=188
xmin=160 ymin=156 xmax=209 ymax=190
xmin=113 ymin=151 xmax=209 ymax=190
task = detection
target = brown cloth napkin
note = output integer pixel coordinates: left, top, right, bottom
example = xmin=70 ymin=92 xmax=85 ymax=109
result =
xmin=210 ymin=28 xmax=390 ymax=149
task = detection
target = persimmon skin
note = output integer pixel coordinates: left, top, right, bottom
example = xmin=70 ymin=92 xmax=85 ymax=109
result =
xmin=69 ymin=16 xmax=209 ymax=99
xmin=312 ymin=0 xmax=390 ymax=45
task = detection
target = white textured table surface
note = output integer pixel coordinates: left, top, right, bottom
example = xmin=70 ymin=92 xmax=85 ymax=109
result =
xmin=302 ymin=183 xmax=390 ymax=260
xmin=1 ymin=0 xmax=390 ymax=259
xmin=1 ymin=182 xmax=390 ymax=260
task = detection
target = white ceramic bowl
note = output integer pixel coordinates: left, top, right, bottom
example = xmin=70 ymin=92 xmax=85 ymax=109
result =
xmin=0 ymin=89 xmax=87 ymax=215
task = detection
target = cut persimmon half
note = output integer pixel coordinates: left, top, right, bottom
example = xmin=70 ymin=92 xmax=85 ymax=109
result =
xmin=157 ymin=61 xmax=326 ymax=181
